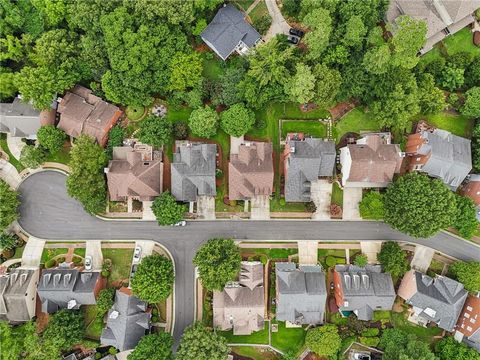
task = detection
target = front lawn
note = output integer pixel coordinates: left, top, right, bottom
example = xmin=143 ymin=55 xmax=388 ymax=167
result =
xmin=281 ymin=120 xmax=326 ymax=138
xmin=249 ymin=0 xmax=268 ymax=23
xmin=235 ymin=0 xmax=256 ymax=11
xmin=411 ymin=112 xmax=474 ymax=138
xmin=270 ymin=320 xmax=306 ymax=353
xmin=40 ymin=248 xmax=68 ymax=263
xmin=334 ymin=108 xmax=382 ymax=141
xmin=44 ymin=145 xmax=71 ymax=165
xmin=331 ymin=182 xmax=343 ymax=207
xmin=241 ymin=247 xmax=298 ymax=260
xmin=219 ymin=322 xmax=269 ymax=344
xmin=102 ymin=247 xmax=133 ymax=286
xmin=0 ymin=134 xmax=24 ymax=172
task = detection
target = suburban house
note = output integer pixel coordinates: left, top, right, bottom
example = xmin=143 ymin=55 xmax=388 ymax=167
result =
xmin=339 ymin=133 xmax=403 ymax=188
xmin=333 ymin=265 xmax=396 ymax=321
xmin=283 ymin=134 xmax=336 ymax=202
xmin=0 ymin=268 xmax=39 ymax=323
xmin=0 ymin=96 xmax=56 ymax=139
xmin=37 ymin=268 xmax=103 ymax=313
xmin=100 ymin=287 xmax=151 ymax=351
xmin=171 ymin=141 xmax=217 ymax=202
xmin=57 ymin=85 xmax=122 ymax=147
xmin=275 ymin=262 xmax=327 ymax=325
xmin=398 ymin=270 xmax=468 ymax=331
xmin=405 ymin=128 xmax=472 ymax=190
xmin=106 ymin=143 xmax=162 ymax=206
xmin=454 ymin=294 xmax=480 ymax=351
xmin=386 ymin=0 xmax=480 ymax=54
xmin=460 ymin=174 xmax=480 ymax=220
xmin=229 ymin=141 xmax=274 ymax=200
xmin=201 ymin=4 xmax=262 ymax=60
xmin=213 ymin=261 xmax=265 ymax=335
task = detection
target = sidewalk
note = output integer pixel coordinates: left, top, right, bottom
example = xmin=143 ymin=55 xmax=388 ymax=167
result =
xmin=0 ymin=159 xmax=21 ymax=188
xmin=6 ymin=134 xmax=25 ymax=160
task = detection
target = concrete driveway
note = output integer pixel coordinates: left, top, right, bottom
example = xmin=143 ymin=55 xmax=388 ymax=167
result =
xmin=21 ymin=237 xmax=45 ymax=268
xmin=196 ymin=196 xmax=216 ymax=220
xmin=0 ymin=159 xmax=21 ymax=188
xmin=410 ymin=245 xmax=434 ymax=272
xmin=343 ymin=187 xmax=362 ymax=220
xmin=251 ymin=195 xmax=270 ymax=220
xmin=298 ymin=241 xmax=318 ymax=265
xmin=135 ymin=240 xmax=154 ymax=261
xmin=85 ymin=240 xmax=103 ymax=271
xmin=264 ymin=0 xmax=290 ymax=41
xmin=311 ymin=179 xmax=332 ymax=220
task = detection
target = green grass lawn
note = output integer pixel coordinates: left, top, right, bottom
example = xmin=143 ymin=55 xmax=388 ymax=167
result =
xmin=281 ymin=120 xmax=326 ymax=138
xmin=125 ymin=105 xmax=146 ymax=121
xmin=102 ymin=248 xmax=134 ymax=286
xmin=443 ymin=28 xmax=480 ymax=56
xmin=220 ymin=323 xmax=269 ymax=344
xmin=242 ymin=247 xmax=298 ymax=260
xmin=411 ymin=112 xmax=474 ymax=138
xmin=391 ymin=311 xmax=443 ymax=343
xmin=41 ymin=248 xmax=69 ymax=263
xmin=334 ymin=108 xmax=382 ymax=141
xmin=331 ymin=182 xmax=343 ymax=207
xmin=0 ymin=134 xmax=24 ymax=172
xmin=44 ymin=145 xmax=71 ymax=165
xmin=12 ymin=245 xmax=25 ymax=259
xmin=235 ymin=0 xmax=256 ymax=11
xmin=249 ymin=0 xmax=268 ymax=23
xmin=270 ymin=320 xmax=306 ymax=353
xmin=231 ymin=346 xmax=279 ymax=360
xmin=202 ymin=56 xmax=224 ymax=81
xmin=84 ymin=305 xmax=103 ymax=340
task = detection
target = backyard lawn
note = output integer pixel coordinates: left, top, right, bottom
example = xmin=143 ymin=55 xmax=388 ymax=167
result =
xmin=411 ymin=111 xmax=474 ymax=138
xmin=334 ymin=108 xmax=382 ymax=141
xmin=102 ymin=247 xmax=134 ymax=286
xmin=442 ymin=28 xmax=480 ymax=56
xmin=231 ymin=346 xmax=279 ymax=360
xmin=235 ymin=0 xmax=256 ymax=11
xmin=83 ymin=305 xmax=103 ymax=340
xmin=125 ymin=105 xmax=146 ymax=121
xmin=270 ymin=320 xmax=307 ymax=353
xmin=390 ymin=311 xmax=443 ymax=343
xmin=219 ymin=322 xmax=269 ymax=344
xmin=281 ymin=120 xmax=326 ymax=138
xmin=202 ymin=56 xmax=224 ymax=81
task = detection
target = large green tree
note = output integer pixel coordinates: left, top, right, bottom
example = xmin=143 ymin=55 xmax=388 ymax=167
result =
xmin=66 ymin=135 xmax=108 ymax=214
xmin=128 ymin=332 xmax=173 ymax=360
xmin=220 ymin=103 xmax=255 ymax=137
xmin=176 ymin=322 xmax=229 ymax=360
xmin=453 ymin=195 xmax=478 ymax=239
xmin=37 ymin=125 xmax=66 ymax=154
xmin=312 ymin=63 xmax=342 ymax=109
xmin=138 ymin=115 xmax=173 ymax=147
xmin=303 ymin=8 xmax=332 ymax=60
xmin=19 ymin=144 xmax=45 ymax=168
xmin=43 ymin=309 xmax=85 ymax=352
xmin=168 ymin=52 xmax=203 ymax=92
xmin=379 ymin=328 xmax=436 ymax=360
xmin=0 ymin=179 xmax=19 ymax=232
xmin=461 ymin=86 xmax=480 ymax=118
xmin=384 ymin=173 xmax=456 ymax=237
xmin=449 ymin=261 xmax=480 ymax=292
xmin=131 ymin=254 xmax=174 ymax=303
xmin=388 ymin=15 xmax=427 ymax=69
xmin=418 ymin=73 xmax=446 ymax=114
xmin=285 ymin=63 xmax=316 ymax=105
xmin=305 ymin=324 xmax=341 ymax=358
xmin=359 ymin=191 xmax=384 ymax=220
xmin=377 ymin=241 xmax=409 ymax=278
xmin=209 ymin=66 xmax=245 ymax=107
xmin=193 ymin=238 xmax=242 ymax=291
xmin=105 ymin=124 xmax=125 ymax=157
xmin=151 ymin=191 xmax=186 ymax=226
xmin=188 ymin=106 xmax=218 ymax=138
xmin=435 ymin=336 xmax=480 ymax=360
xmin=0 ymin=321 xmax=23 ymax=360
xmin=96 ymin=288 xmax=115 ymax=318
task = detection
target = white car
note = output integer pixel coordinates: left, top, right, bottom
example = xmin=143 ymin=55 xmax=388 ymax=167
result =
xmin=133 ymin=246 xmax=142 ymax=263
xmin=173 ymin=220 xmax=187 ymax=227
xmin=84 ymin=256 xmax=92 ymax=271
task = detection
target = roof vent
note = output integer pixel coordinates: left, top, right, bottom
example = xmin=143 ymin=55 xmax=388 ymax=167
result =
xmin=109 ymin=310 xmax=119 ymax=319
xmin=67 ymin=299 xmax=77 ymax=309
xmin=290 ymin=146 xmax=295 ymax=153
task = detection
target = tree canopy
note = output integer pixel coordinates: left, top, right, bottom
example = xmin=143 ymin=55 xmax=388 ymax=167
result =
xmin=128 ymin=332 xmax=173 ymax=360
xmin=138 ymin=115 xmax=173 ymax=147
xmin=37 ymin=125 xmax=66 ymax=154
xmin=435 ymin=336 xmax=480 ymax=360
xmin=461 ymin=86 xmax=480 ymax=118
xmin=19 ymin=144 xmax=45 ymax=168
xmin=220 ymin=103 xmax=255 ymax=137
xmin=359 ymin=191 xmax=384 ymax=220
xmin=305 ymin=324 xmax=341 ymax=358
xmin=453 ymin=195 xmax=478 ymax=239
xmin=188 ymin=106 xmax=218 ymax=138
xmin=384 ymin=173 xmax=456 ymax=238
xmin=176 ymin=322 xmax=229 ymax=360
xmin=377 ymin=241 xmax=409 ymax=278
xmin=0 ymin=179 xmax=19 ymax=232
xmin=131 ymin=254 xmax=175 ymax=303
xmin=151 ymin=191 xmax=186 ymax=226
xmin=193 ymin=238 xmax=242 ymax=291
xmin=449 ymin=261 xmax=480 ymax=293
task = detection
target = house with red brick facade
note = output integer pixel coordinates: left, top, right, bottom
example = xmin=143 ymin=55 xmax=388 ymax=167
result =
xmin=454 ymin=294 xmax=480 ymax=351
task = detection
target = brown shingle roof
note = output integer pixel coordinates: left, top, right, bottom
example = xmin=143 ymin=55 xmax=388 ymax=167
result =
xmin=228 ymin=142 xmax=274 ymax=200
xmin=107 ymin=146 xmax=162 ymax=202
xmin=57 ymin=85 xmax=122 ymax=147
xmin=460 ymin=175 xmax=480 ymax=206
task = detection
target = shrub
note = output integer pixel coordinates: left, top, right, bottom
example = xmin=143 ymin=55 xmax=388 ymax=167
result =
xmin=45 ymin=259 xmax=56 ymax=268
xmin=255 ymin=117 xmax=266 ymax=130
xmin=229 ymin=200 xmax=237 ymax=206
xmin=361 ymin=328 xmax=380 ymax=337
xmin=359 ymin=191 xmax=384 ymax=220
xmin=20 ymin=145 xmax=45 ymax=168
xmin=306 ymin=201 xmax=317 ymax=212
xmin=325 ymin=256 xmax=337 ymax=267
xmin=37 ymin=125 xmax=66 ymax=154
xmin=253 ymin=15 xmax=272 ymax=36
xmin=354 ymin=254 xmax=368 ymax=267
xmin=359 ymin=336 xmax=380 ymax=347
xmin=279 ymin=198 xmax=286 ymax=206
xmin=447 ymin=93 xmax=460 ymax=108
xmin=73 ymin=256 xmax=82 ymax=264
xmin=101 ymin=270 xmax=110 ymax=278
xmin=173 ymin=121 xmax=189 ymax=140
xmin=215 ymin=168 xmax=223 ymax=178
xmin=108 ymin=347 xmax=118 ymax=355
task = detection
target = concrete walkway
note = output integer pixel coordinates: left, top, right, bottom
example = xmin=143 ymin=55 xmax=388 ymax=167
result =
xmin=21 ymin=237 xmax=46 ymax=268
xmin=0 ymin=159 xmax=21 ymax=188
xmin=360 ymin=241 xmax=382 ymax=264
xmin=264 ymin=0 xmax=290 ymax=41
xmin=142 ymin=201 xmax=156 ymax=220
xmin=343 ymin=187 xmax=362 ymax=220
xmin=311 ymin=179 xmax=332 ymax=220
xmin=6 ymin=135 xmax=25 ymax=160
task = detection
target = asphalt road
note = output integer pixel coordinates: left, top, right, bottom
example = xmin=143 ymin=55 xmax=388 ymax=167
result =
xmin=17 ymin=171 xmax=480 ymax=344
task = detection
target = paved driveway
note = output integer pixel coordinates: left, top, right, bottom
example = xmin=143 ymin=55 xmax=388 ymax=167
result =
xmin=21 ymin=237 xmax=45 ymax=268
xmin=85 ymin=240 xmax=103 ymax=271
xmin=343 ymin=187 xmax=362 ymax=220
xmin=251 ymin=195 xmax=270 ymax=220
xmin=16 ymin=171 xmax=480 ymax=345
xmin=196 ymin=196 xmax=215 ymax=220
xmin=264 ymin=0 xmax=290 ymax=41
xmin=410 ymin=245 xmax=434 ymax=272
xmin=311 ymin=180 xmax=332 ymax=220
xmin=0 ymin=159 xmax=21 ymax=188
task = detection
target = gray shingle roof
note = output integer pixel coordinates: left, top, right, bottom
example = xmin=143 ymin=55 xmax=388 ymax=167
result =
xmin=171 ymin=143 xmax=217 ymax=202
xmin=275 ymin=263 xmax=327 ymax=325
xmin=37 ymin=269 xmax=100 ymax=313
xmin=419 ymin=130 xmax=472 ymax=190
xmin=402 ymin=271 xmax=468 ymax=331
xmin=334 ymin=265 xmax=396 ymax=320
xmin=100 ymin=289 xmax=150 ymax=351
xmin=201 ymin=4 xmax=261 ymax=60
xmin=0 ymin=97 xmax=42 ymax=138
xmin=284 ymin=138 xmax=335 ymax=202
xmin=0 ymin=268 xmax=38 ymax=323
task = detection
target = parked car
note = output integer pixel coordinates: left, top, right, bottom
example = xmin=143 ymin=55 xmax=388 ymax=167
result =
xmin=173 ymin=220 xmax=187 ymax=227
xmin=84 ymin=256 xmax=92 ymax=271
xmin=354 ymin=353 xmax=371 ymax=360
xmin=289 ymin=28 xmax=305 ymax=37
xmin=287 ymin=35 xmax=299 ymax=45
xmin=133 ymin=246 xmax=142 ymax=263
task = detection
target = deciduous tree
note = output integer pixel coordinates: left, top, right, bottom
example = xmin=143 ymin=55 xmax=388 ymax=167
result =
xmin=151 ymin=191 xmax=186 ymax=226
xmin=43 ymin=309 xmax=85 ymax=351
xmin=343 ymin=15 xmax=367 ymax=47
xmin=176 ymin=322 xmax=229 ymax=360
xmin=96 ymin=288 xmax=115 ymax=317
xmin=131 ymin=255 xmax=174 ymax=303
xmin=418 ymin=73 xmax=446 ymax=114
xmin=37 ymin=125 xmax=66 ymax=154
xmin=384 ymin=173 xmax=456 ymax=238
xmin=377 ymin=241 xmax=409 ymax=278
xmin=453 ymin=195 xmax=478 ymax=239
xmin=0 ymin=179 xmax=19 ymax=232
xmin=312 ymin=63 xmax=341 ymax=108
xmin=168 ymin=52 xmax=203 ymax=92
xmin=188 ymin=106 xmax=218 ymax=138
xmin=105 ymin=125 xmax=125 ymax=157
xmin=440 ymin=66 xmax=464 ymax=91
xmin=128 ymin=333 xmax=173 ymax=360
xmin=303 ymin=8 xmax=332 ymax=60
xmin=285 ymin=63 xmax=316 ymax=105
xmin=138 ymin=115 xmax=173 ymax=147
xmin=305 ymin=324 xmax=341 ymax=358
xmin=435 ymin=336 xmax=480 ymax=360
xmin=220 ymin=103 xmax=255 ymax=137
xmin=461 ymin=86 xmax=480 ymax=118
xmin=193 ymin=238 xmax=242 ymax=291
xmin=449 ymin=261 xmax=480 ymax=292
xmin=388 ymin=15 xmax=427 ymax=69
xmin=19 ymin=145 xmax=45 ymax=168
